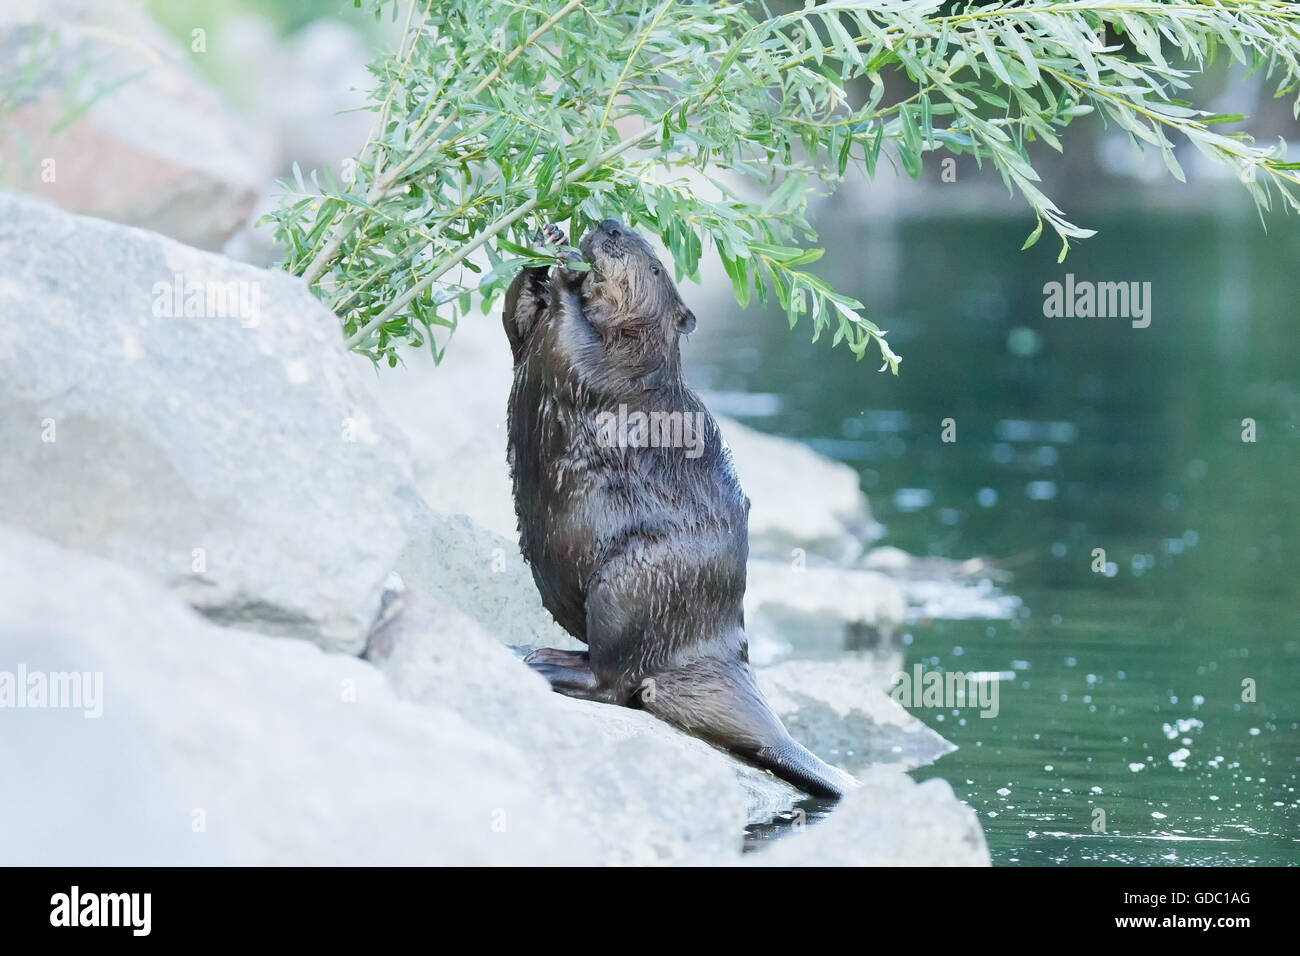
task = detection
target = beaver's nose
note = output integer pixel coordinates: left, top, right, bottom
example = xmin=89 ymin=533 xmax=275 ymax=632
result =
xmin=599 ymin=219 xmax=623 ymax=238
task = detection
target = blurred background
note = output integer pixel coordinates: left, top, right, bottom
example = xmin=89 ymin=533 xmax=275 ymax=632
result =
xmin=3 ymin=0 xmax=1296 ymax=865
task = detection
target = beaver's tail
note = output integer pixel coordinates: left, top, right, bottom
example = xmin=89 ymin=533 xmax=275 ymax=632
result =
xmin=638 ymin=655 xmax=855 ymax=800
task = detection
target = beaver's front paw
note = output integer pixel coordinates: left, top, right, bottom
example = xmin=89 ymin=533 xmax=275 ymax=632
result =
xmin=537 ymin=223 xmax=586 ymax=285
xmin=541 ymin=222 xmax=568 ymax=248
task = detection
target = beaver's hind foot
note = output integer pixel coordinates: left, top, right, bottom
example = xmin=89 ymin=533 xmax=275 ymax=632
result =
xmin=524 ymin=647 xmax=620 ymax=704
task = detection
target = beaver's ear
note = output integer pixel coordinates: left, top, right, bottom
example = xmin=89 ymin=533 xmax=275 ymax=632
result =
xmin=675 ymin=306 xmax=697 ymax=334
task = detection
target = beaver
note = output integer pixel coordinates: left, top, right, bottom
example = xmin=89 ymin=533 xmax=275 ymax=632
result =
xmin=502 ymin=219 xmax=853 ymax=799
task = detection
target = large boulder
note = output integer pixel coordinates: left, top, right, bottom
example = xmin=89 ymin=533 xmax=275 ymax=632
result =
xmin=720 ymin=416 xmax=880 ymax=562
xmin=0 ymin=0 xmax=267 ymax=249
xmin=0 ymin=193 xmax=408 ymax=653
xmin=0 ymin=526 xmax=587 ymax=865
xmin=745 ymin=558 xmax=906 ymax=657
xmin=370 ymin=319 xmax=520 ymax=541
xmin=753 ymin=770 xmax=989 ymax=866
xmin=365 ymin=586 xmax=801 ymax=845
xmin=393 ymin=489 xmax=583 ymax=651
xmin=0 ymin=524 xmax=988 ymax=865
xmin=758 ymin=658 xmax=956 ymax=773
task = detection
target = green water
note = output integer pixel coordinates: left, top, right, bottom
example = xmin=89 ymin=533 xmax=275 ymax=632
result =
xmin=688 ymin=205 xmax=1299 ymax=865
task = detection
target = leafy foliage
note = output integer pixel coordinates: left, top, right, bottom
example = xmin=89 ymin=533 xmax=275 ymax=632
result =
xmin=267 ymin=0 xmax=1300 ymax=373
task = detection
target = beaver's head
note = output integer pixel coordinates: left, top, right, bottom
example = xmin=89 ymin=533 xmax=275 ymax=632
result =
xmin=579 ymin=220 xmax=697 ymax=358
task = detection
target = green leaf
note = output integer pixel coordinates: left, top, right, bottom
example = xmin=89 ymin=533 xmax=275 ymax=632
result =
xmin=1021 ymin=218 xmax=1044 ymax=251
xmin=1201 ymin=113 xmax=1247 ymax=126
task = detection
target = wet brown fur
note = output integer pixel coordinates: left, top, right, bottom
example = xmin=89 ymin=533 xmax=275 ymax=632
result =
xmin=502 ymin=219 xmax=852 ymax=799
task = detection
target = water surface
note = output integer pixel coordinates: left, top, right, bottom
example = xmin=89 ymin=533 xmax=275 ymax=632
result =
xmin=689 ymin=202 xmax=1299 ymax=865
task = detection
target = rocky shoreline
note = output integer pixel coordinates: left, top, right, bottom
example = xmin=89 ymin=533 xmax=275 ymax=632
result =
xmin=0 ymin=2 xmax=1000 ymax=864
xmin=0 ymin=192 xmax=995 ymax=864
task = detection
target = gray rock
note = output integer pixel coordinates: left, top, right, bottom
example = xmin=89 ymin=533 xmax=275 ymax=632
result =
xmin=752 ymin=770 xmax=990 ymax=866
xmin=392 ymin=488 xmax=580 ymax=652
xmin=0 ymin=194 xmax=409 ymax=653
xmin=745 ymin=558 xmax=906 ymax=656
xmin=719 ymin=415 xmax=879 ymax=562
xmin=0 ymin=0 xmax=268 ymax=249
xmin=0 ymin=522 xmax=789 ymax=866
xmin=0 ymin=513 xmax=983 ymax=864
xmin=365 ymin=587 xmax=798 ymax=846
xmin=0 ymin=525 xmax=584 ymax=865
xmin=369 ymin=319 xmax=522 ymax=541
xmin=758 ymin=658 xmax=956 ymax=774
